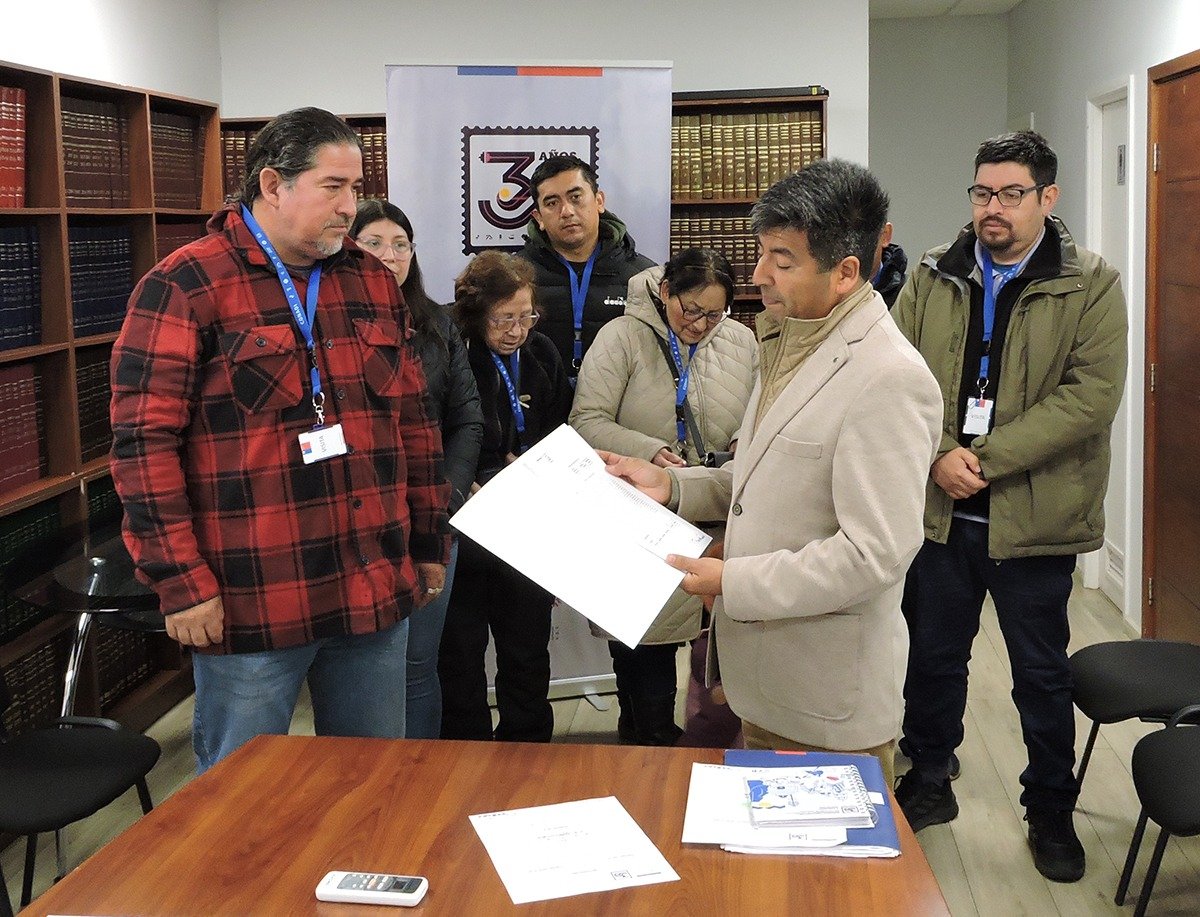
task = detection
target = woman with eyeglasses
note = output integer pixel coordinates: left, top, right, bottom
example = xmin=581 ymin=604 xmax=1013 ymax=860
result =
xmin=350 ymin=200 xmax=483 ymax=739
xmin=438 ymin=250 xmax=573 ymax=742
xmin=570 ymin=247 xmax=757 ymax=746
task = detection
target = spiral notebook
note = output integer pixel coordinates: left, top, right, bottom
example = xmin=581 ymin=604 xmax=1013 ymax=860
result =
xmin=745 ymin=764 xmax=876 ymax=829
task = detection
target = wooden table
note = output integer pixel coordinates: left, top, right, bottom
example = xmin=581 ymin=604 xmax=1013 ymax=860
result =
xmin=24 ymin=735 xmax=949 ymax=916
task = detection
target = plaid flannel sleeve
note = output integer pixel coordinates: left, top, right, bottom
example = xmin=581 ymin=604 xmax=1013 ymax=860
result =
xmin=110 ymin=269 xmax=220 ymax=615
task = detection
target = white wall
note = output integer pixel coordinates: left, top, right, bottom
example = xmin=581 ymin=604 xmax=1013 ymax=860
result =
xmin=1008 ymin=0 xmax=1200 ymax=631
xmin=216 ymin=0 xmax=870 ymax=164
xmin=869 ymin=14 xmax=1009 ymax=263
xmin=0 ymin=0 xmax=221 ymax=102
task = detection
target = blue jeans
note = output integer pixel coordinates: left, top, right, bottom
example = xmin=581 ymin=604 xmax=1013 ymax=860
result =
xmin=405 ymin=540 xmax=458 ymax=739
xmin=900 ymin=518 xmax=1079 ymax=810
xmin=192 ymin=618 xmax=409 ymax=774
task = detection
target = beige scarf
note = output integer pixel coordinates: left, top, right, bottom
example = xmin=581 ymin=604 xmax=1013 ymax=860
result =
xmin=754 ymin=281 xmax=873 ymax=432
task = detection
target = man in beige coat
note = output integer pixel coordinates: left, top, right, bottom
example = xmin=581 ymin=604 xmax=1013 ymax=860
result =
xmin=601 ymin=159 xmax=942 ymax=783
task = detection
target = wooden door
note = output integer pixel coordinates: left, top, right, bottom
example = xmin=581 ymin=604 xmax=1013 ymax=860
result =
xmin=1145 ymin=48 xmax=1200 ymax=641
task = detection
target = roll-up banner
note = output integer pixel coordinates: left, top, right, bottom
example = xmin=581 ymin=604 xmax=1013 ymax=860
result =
xmin=385 ymin=61 xmax=672 ymax=303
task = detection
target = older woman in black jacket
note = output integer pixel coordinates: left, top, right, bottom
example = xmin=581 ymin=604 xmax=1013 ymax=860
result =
xmin=438 ymin=251 xmax=572 ymax=742
xmin=352 ymin=201 xmax=483 ymax=739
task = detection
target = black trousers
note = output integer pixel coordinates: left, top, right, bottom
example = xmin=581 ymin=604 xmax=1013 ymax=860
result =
xmin=608 ymin=641 xmax=681 ymax=702
xmin=438 ymin=536 xmax=554 ymax=742
xmin=900 ymin=517 xmax=1080 ymax=811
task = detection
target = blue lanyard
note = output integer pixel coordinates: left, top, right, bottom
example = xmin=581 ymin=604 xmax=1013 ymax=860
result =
xmin=490 ymin=350 xmax=526 ymax=449
xmin=241 ymin=205 xmax=326 ymax=425
xmin=978 ymin=248 xmax=1021 ymax=392
xmin=559 ymin=248 xmax=598 ymax=371
xmin=667 ymin=329 xmax=697 ymax=446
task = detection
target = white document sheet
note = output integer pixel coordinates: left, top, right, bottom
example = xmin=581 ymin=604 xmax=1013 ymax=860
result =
xmin=449 ymin=424 xmax=712 ymax=647
xmin=469 ymin=795 xmax=680 ymax=904
xmin=681 ymin=763 xmax=849 ymax=849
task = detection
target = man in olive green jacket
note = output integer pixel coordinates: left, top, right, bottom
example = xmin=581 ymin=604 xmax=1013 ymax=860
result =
xmin=891 ymin=131 xmax=1127 ymax=886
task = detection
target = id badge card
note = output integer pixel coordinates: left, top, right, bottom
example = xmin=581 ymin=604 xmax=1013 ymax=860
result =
xmin=962 ymin=398 xmax=994 ymax=436
xmin=299 ymin=423 xmax=348 ymax=464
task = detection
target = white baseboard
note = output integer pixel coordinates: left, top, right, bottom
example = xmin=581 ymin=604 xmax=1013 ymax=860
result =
xmin=1101 ymin=539 xmax=1125 ymax=611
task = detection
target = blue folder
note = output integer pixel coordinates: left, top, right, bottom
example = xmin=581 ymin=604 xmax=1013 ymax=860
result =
xmin=724 ymin=748 xmax=902 ymax=856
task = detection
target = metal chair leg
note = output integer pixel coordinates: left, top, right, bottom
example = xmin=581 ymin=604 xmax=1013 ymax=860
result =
xmin=55 ymin=826 xmax=66 ymax=881
xmin=1076 ymin=719 xmax=1100 ymax=787
xmin=20 ymin=834 xmax=37 ymax=907
xmin=1134 ymin=827 xmax=1172 ymax=917
xmin=1116 ymin=808 xmax=1148 ymax=904
xmin=60 ymin=612 xmax=94 ymax=718
xmin=136 ymin=778 xmax=154 ymax=814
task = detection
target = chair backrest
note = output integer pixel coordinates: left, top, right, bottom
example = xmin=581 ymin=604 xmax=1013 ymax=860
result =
xmin=1166 ymin=703 xmax=1200 ymax=728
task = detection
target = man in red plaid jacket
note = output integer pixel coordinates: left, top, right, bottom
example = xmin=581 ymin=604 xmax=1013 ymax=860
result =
xmin=110 ymin=108 xmax=450 ymax=773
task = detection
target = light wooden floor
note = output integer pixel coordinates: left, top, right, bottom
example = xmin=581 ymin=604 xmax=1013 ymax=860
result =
xmin=5 ymin=583 xmax=1199 ymax=915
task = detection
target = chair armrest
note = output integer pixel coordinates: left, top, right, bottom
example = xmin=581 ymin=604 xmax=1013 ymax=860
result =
xmin=53 ymin=715 xmax=124 ymax=731
xmin=1166 ymin=704 xmax=1200 ymax=728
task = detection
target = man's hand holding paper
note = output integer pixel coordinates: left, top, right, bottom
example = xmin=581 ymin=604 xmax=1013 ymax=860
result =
xmin=596 ymin=449 xmax=726 ymax=597
xmin=667 ymin=553 xmax=724 ymax=597
xmin=450 ymin=426 xmax=711 ymax=648
xmin=595 ymin=449 xmax=673 ymax=504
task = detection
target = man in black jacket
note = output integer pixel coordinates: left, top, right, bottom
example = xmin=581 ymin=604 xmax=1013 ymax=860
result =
xmin=870 ymin=221 xmax=908 ymax=309
xmin=518 ymin=154 xmax=654 ymax=380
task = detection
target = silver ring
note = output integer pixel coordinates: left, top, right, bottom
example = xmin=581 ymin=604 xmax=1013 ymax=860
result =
xmin=425 ymin=587 xmax=443 ymax=595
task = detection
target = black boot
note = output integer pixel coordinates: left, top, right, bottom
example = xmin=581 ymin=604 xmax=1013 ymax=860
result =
xmin=629 ymin=693 xmax=683 ymax=746
xmin=1026 ymin=807 xmax=1085 ymax=882
xmin=616 ymin=688 xmax=638 ymax=744
xmin=894 ymin=770 xmax=958 ymax=831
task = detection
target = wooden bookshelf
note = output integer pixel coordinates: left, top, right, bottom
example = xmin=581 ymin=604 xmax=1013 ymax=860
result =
xmin=0 ymin=59 xmax=219 ymax=735
xmin=670 ymin=86 xmax=828 ymax=328
xmin=220 ymin=113 xmax=389 ymax=203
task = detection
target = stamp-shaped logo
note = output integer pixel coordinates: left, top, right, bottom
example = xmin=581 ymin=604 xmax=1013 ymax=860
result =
xmin=461 ymin=126 xmax=599 ymax=254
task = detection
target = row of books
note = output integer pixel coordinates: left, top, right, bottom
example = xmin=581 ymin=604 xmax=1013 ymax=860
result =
xmin=0 ymin=224 xmax=41 ymax=352
xmin=68 ymin=224 xmax=133 ymax=336
xmin=221 ymin=122 xmax=389 ymax=201
xmin=151 ymin=111 xmax=204 ymax=210
xmin=220 ymin=128 xmax=255 ymax=201
xmin=351 ymin=123 xmax=388 ymax=200
xmin=0 ymin=500 xmax=61 ymax=644
xmin=155 ymin=221 xmax=207 ymax=264
xmin=726 ymin=306 xmax=760 ymax=332
xmin=76 ymin=345 xmax=113 ymax=463
xmin=670 ymin=215 xmax=758 ymax=296
xmin=61 ymin=96 xmax=131 ymax=207
xmin=96 ymin=623 xmax=155 ymax=709
xmin=0 ymin=361 xmax=45 ymax=495
xmin=0 ymin=85 xmax=26 ymax=207
xmin=671 ymin=109 xmax=823 ymax=201
xmin=86 ymin=474 xmax=123 ymax=533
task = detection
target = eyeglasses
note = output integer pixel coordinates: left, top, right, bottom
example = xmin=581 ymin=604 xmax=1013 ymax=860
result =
xmin=487 ymin=313 xmax=540 ymax=331
xmin=967 ymin=184 xmax=1046 ymax=208
xmin=680 ymin=304 xmax=729 ymax=326
xmin=357 ymin=237 xmax=414 ymax=257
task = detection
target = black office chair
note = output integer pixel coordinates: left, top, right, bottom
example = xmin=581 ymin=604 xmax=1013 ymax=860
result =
xmin=1068 ymin=639 xmax=1200 ymax=788
xmin=1115 ymin=704 xmax=1200 ymax=917
xmin=0 ymin=666 xmax=161 ymax=916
